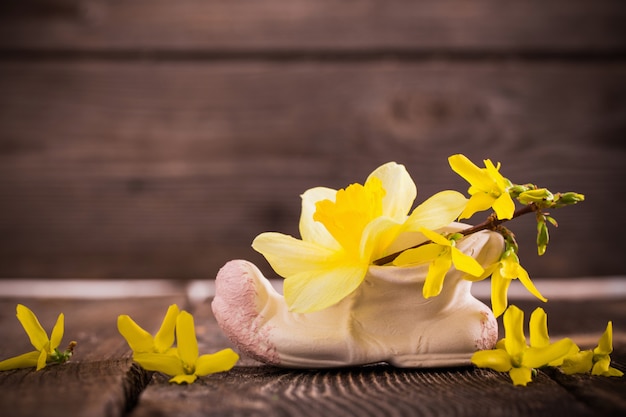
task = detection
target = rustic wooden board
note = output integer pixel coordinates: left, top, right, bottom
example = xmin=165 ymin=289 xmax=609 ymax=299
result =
xmin=0 ymin=295 xmax=187 ymax=417
xmin=128 ymin=297 xmax=626 ymax=417
xmin=0 ymin=61 xmax=624 ymax=279
xmin=0 ymin=0 xmax=624 ymax=52
xmin=0 ymin=292 xmax=624 ymax=417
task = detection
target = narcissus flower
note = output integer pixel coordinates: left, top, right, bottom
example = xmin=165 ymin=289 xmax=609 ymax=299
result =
xmin=133 ymin=311 xmax=239 ymax=384
xmin=478 ymin=249 xmax=547 ymax=318
xmin=118 ymin=304 xmax=180 ymax=355
xmin=471 ymin=305 xmax=575 ymax=386
xmin=0 ymin=304 xmax=74 ymax=371
xmin=448 ymin=154 xmax=515 ymax=220
xmin=392 ymin=227 xmax=484 ymax=298
xmin=252 ymin=162 xmax=468 ymax=313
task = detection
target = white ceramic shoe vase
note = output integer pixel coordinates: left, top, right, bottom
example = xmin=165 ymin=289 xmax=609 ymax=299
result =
xmin=212 ymin=225 xmax=504 ymax=368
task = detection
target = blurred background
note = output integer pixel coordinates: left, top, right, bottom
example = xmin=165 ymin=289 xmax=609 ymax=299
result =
xmin=0 ymin=0 xmax=624 ymax=282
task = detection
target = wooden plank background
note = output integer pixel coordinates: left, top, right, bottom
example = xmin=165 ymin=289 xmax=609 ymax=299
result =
xmin=0 ymin=0 xmax=625 ymax=280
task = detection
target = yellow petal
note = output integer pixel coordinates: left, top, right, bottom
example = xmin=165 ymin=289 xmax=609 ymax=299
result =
xmin=450 ymin=247 xmax=484 ymax=277
xmin=299 ymin=186 xmax=340 ymax=249
xmin=392 ymin=244 xmax=442 ymax=266
xmin=360 ymin=216 xmax=404 ymax=261
xmin=503 ymin=305 xmax=526 ymax=356
xmin=252 ymin=232 xmax=338 ymax=278
xmin=448 ymin=154 xmax=493 ymax=191
xmin=195 ymin=349 xmax=240 ymax=376
xmin=133 ymin=352 xmax=185 ymax=376
xmin=423 ymin=253 xmax=452 ymax=298
xmin=560 ymin=350 xmax=593 ymax=375
xmin=176 ymin=311 xmax=199 ymax=367
xmin=169 ymin=374 xmax=198 ymax=384
xmin=418 ymin=227 xmax=450 ymax=246
xmin=367 ymin=162 xmax=416 ymax=222
xmin=492 ymin=192 xmax=515 ymax=220
xmin=490 ymin=271 xmax=511 ymax=318
xmin=459 ymin=193 xmax=495 ymax=220
xmin=593 ymin=361 xmax=624 ymax=377
xmin=594 ymin=321 xmax=613 ymax=355
xmin=49 ymin=313 xmax=64 ymax=351
xmin=591 ymin=357 xmax=612 ymax=376
xmin=524 ymin=338 xmax=576 ymax=369
xmin=405 ymin=191 xmax=468 ymax=232
xmin=529 ymin=308 xmax=550 ymax=348
xmin=509 ymin=366 xmax=533 ymax=386
xmin=16 ymin=304 xmax=49 ymax=351
xmin=36 ymin=346 xmax=48 ymax=371
xmin=154 ymin=305 xmax=179 ymax=353
xmin=471 ymin=349 xmax=512 ymax=372
xmin=117 ymin=315 xmax=155 ymax=353
xmin=283 ymin=264 xmax=368 ymax=313
xmin=517 ymin=266 xmax=547 ymax=303
xmin=0 ymin=351 xmax=41 ymax=371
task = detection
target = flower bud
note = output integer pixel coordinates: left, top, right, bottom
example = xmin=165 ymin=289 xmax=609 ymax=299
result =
xmin=518 ymin=188 xmax=554 ymax=205
xmin=536 ymin=220 xmax=549 ymax=256
xmin=554 ymin=192 xmax=585 ymax=208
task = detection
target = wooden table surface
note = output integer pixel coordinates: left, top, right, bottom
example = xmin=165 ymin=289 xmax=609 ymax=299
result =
xmin=0 ymin=279 xmax=625 ymax=417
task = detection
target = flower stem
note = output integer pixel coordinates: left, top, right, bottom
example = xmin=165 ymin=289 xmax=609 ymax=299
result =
xmin=373 ymin=204 xmax=539 ymax=266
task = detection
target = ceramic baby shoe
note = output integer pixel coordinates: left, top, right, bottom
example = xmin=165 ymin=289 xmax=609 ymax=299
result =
xmin=212 ymin=225 xmax=503 ymax=368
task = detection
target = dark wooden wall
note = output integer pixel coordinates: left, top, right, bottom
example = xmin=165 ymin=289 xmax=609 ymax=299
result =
xmin=1 ymin=0 xmax=625 ymax=280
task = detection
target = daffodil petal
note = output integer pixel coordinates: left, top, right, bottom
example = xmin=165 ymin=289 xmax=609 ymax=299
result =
xmin=154 ymin=304 xmax=179 ymax=353
xmin=299 ymin=186 xmax=340 ymax=249
xmin=16 ymin=304 xmax=49 ymax=351
xmin=490 ymin=272 xmax=511 ymax=318
xmin=117 ymin=315 xmax=155 ymax=353
xmin=450 ymin=247 xmax=484 ymax=277
xmin=284 ymin=264 xmax=367 ymax=313
xmin=176 ymin=311 xmax=199 ymax=367
xmin=524 ymin=338 xmax=576 ymax=369
xmin=492 ymin=192 xmax=515 ymax=220
xmin=360 ymin=216 xmax=404 ymax=261
xmin=0 ymin=351 xmax=41 ymax=371
xmin=195 ymin=349 xmax=240 ymax=376
xmin=366 ymin=162 xmax=416 ymax=222
xmin=529 ymin=308 xmax=550 ymax=348
xmin=448 ymin=154 xmax=493 ymax=191
xmin=252 ymin=232 xmax=338 ymax=277
xmin=405 ymin=191 xmax=468 ymax=232
xmin=503 ymin=305 xmax=526 ymax=357
xmin=517 ymin=266 xmax=547 ymax=302
xmin=133 ymin=352 xmax=185 ymax=376
xmin=471 ymin=349 xmax=512 ymax=372
xmin=49 ymin=313 xmax=64 ymax=351
xmin=423 ymin=254 xmax=452 ymax=298
xmin=392 ymin=244 xmax=442 ymax=266
xmin=509 ymin=366 xmax=533 ymax=386
xmin=169 ymin=374 xmax=198 ymax=384
xmin=459 ymin=193 xmax=495 ymax=220
xmin=594 ymin=321 xmax=613 ymax=355
xmin=36 ymin=346 xmax=48 ymax=370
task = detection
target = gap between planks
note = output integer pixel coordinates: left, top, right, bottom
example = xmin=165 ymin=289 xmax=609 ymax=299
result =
xmin=1 ymin=277 xmax=625 ymax=304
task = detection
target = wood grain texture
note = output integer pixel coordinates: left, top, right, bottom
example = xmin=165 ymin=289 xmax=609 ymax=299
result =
xmin=0 ymin=294 xmax=625 ymax=416
xmin=0 ymin=295 xmax=186 ymax=417
xmin=0 ymin=61 xmax=624 ymax=279
xmin=0 ymin=0 xmax=624 ymax=52
xmin=127 ymin=296 xmax=626 ymax=417
xmin=129 ymin=363 xmax=605 ymax=417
